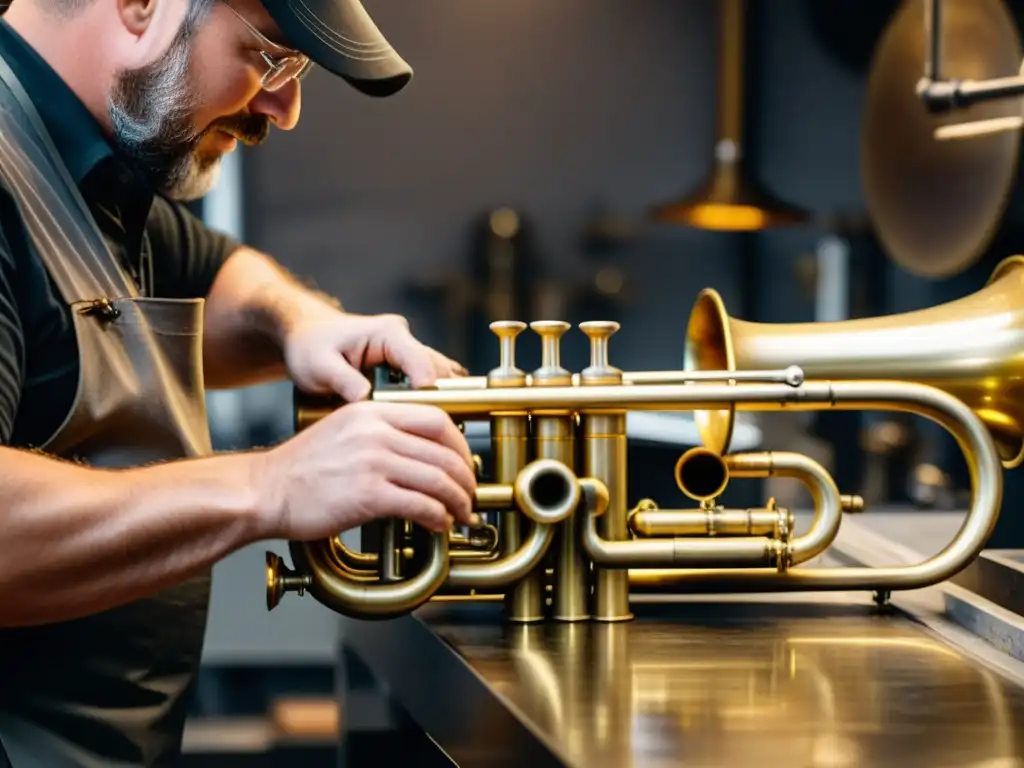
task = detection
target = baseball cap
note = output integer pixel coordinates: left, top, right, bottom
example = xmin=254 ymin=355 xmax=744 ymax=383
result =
xmin=261 ymin=0 xmax=412 ymax=97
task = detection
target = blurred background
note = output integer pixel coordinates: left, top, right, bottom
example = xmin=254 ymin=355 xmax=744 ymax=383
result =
xmin=178 ymin=0 xmax=1024 ymax=764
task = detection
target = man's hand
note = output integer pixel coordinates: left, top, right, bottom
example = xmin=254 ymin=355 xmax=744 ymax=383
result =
xmin=256 ymin=400 xmax=479 ymax=537
xmin=201 ymin=247 xmax=469 ymax=392
xmin=283 ymin=308 xmax=467 ymax=402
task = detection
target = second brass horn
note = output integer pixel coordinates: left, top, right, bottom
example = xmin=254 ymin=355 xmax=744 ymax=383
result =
xmin=687 ymin=255 xmax=1024 ymax=469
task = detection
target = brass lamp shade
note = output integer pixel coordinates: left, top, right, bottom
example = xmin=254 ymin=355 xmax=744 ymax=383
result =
xmin=650 ymin=0 xmax=808 ymax=232
xmin=650 ymin=146 xmax=808 ymax=231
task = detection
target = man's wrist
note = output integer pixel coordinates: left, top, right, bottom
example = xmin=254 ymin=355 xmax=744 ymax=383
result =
xmin=239 ymin=253 xmax=345 ymax=345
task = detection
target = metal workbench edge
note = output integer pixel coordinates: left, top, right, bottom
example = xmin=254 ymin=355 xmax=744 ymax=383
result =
xmin=337 ymin=604 xmax=570 ymax=768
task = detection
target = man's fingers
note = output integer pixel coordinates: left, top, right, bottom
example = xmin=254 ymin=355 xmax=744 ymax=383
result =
xmin=301 ymin=354 xmax=372 ymax=402
xmin=370 ymin=403 xmax=474 ymax=468
xmin=386 ymin=429 xmax=477 ymax=504
xmin=430 ymin=349 xmax=468 ymax=378
xmin=382 ymin=335 xmax=439 ymax=389
xmin=385 ymin=454 xmax=474 ymax=527
xmin=374 ymin=484 xmax=454 ymax=532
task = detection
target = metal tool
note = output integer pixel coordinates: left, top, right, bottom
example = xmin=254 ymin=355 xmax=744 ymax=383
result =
xmin=261 ymin=257 xmax=1024 ymax=624
xmin=862 ymin=0 xmax=1024 ymax=278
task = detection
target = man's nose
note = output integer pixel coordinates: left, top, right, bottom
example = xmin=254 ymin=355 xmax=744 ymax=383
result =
xmin=249 ymin=79 xmax=302 ymax=131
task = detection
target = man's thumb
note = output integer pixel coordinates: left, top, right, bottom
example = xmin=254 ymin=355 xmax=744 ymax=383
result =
xmin=319 ymin=354 xmax=372 ymax=402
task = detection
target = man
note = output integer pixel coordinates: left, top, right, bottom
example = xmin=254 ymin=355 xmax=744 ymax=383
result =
xmin=0 ymin=0 xmax=477 ymax=764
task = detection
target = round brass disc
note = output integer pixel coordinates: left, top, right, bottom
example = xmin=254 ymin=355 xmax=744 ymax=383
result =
xmin=862 ymin=0 xmax=1024 ymax=278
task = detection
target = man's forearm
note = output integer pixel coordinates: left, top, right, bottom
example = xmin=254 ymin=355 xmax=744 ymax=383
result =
xmin=202 ymin=247 xmax=342 ymax=389
xmin=0 ymin=447 xmax=270 ymax=627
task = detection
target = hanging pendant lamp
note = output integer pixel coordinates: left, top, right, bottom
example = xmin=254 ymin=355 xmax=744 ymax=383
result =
xmin=650 ymin=0 xmax=808 ymax=231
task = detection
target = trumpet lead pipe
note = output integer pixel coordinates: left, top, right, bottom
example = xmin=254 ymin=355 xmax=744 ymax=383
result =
xmin=365 ymin=380 xmax=981 ymax=424
xmin=413 ymin=366 xmax=806 ymax=390
xmin=369 ymin=380 xmax=834 ymax=414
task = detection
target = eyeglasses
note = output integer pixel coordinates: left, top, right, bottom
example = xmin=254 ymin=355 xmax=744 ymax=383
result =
xmin=220 ymin=1 xmax=313 ymax=91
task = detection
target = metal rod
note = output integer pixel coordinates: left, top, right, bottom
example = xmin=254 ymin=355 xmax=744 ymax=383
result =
xmin=925 ymin=0 xmax=941 ymax=81
xmin=917 ymin=0 xmax=1024 ymax=113
xmin=433 ymin=366 xmax=804 ymax=391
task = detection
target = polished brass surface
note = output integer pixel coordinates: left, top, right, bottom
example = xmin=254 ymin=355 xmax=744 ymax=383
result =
xmin=579 ymin=320 xmax=631 ymax=622
xmin=488 ymin=321 xmax=536 ymax=621
xmin=628 ymin=498 xmax=794 ymax=539
xmin=530 ymin=321 xmax=587 ymax=623
xmin=863 ymin=0 xmax=1023 ymax=277
xmin=275 ymin=269 xmax=1009 ymax=621
xmin=419 ymin=600 xmax=1024 ymax=767
xmin=674 ymin=446 xmax=729 ymax=502
xmin=649 ymin=0 xmax=807 ymax=230
xmin=687 ymin=255 xmax=1024 ymax=467
xmin=494 ymin=414 xmax=537 ymax=621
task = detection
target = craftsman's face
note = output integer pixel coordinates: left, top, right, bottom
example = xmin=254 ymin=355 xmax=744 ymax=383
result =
xmin=109 ymin=0 xmax=302 ymax=200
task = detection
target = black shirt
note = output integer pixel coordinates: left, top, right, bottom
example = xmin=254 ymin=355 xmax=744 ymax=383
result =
xmin=0 ymin=20 xmax=240 ymax=448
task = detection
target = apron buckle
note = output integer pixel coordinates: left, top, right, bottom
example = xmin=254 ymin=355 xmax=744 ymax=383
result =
xmin=79 ymin=298 xmax=121 ymax=324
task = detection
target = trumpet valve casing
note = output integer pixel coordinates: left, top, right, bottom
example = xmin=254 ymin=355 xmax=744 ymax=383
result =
xmin=579 ymin=321 xmax=633 ymax=623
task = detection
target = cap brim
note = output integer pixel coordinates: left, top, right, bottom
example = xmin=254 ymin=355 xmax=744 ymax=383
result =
xmin=262 ymin=0 xmax=412 ymax=97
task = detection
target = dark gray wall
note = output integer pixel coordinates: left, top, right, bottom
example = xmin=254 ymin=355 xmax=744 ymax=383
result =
xmin=241 ymin=0 xmax=871 ymax=367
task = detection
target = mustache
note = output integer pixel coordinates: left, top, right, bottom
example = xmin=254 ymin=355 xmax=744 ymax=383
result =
xmin=206 ymin=114 xmax=271 ymax=146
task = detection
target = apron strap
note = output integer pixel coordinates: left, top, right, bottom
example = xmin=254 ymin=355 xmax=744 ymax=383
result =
xmin=0 ymin=51 xmax=139 ymax=302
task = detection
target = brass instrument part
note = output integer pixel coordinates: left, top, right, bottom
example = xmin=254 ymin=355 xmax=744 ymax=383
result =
xmin=485 ymin=320 xmax=536 ymax=621
xmin=674 ymin=446 xmax=730 ymax=502
xmin=578 ymin=320 xmax=631 ymax=622
xmin=863 ymin=0 xmax=1023 ymax=277
xmin=628 ymin=498 xmax=794 ymax=539
xmin=272 ymin=257 xmax=1015 ymax=619
xmin=687 ymin=254 xmax=1024 ymax=468
xmin=412 ymin=364 xmax=804 ymax=394
xmin=530 ymin=321 xmax=588 ymax=622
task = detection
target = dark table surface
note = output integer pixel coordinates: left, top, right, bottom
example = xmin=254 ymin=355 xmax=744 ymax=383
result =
xmin=414 ymin=595 xmax=1024 ymax=768
xmin=338 ymin=510 xmax=1024 ymax=767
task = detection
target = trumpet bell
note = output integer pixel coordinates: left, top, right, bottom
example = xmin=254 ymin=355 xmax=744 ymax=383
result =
xmin=686 ymin=255 xmax=1024 ymax=469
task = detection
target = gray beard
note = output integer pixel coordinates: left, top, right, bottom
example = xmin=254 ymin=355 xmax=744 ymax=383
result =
xmin=107 ymin=28 xmax=222 ymax=201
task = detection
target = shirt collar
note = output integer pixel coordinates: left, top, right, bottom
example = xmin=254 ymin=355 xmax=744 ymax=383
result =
xmin=0 ymin=19 xmax=115 ymax=185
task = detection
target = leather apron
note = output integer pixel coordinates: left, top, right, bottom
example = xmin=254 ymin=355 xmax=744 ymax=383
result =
xmin=0 ymin=51 xmax=215 ymax=767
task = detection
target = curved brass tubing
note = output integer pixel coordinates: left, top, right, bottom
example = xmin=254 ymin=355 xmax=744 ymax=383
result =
xmin=268 ymin=458 xmax=583 ymax=620
xmin=624 ymin=381 xmax=1001 ymax=593
xmin=725 ymin=451 xmax=843 ymax=565
xmin=448 ymin=459 xmax=580 ymax=589
xmin=583 ymin=451 xmax=842 ymax=571
xmin=327 ymin=536 xmax=381 ymax=581
xmin=582 ymin=477 xmax=787 ymax=569
xmin=287 ymin=531 xmax=449 ymax=621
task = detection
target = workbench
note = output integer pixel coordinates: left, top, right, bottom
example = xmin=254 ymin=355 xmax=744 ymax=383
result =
xmin=333 ymin=509 xmax=1024 ymax=766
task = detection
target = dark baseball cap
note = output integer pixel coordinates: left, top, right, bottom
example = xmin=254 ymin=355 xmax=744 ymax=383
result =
xmin=261 ymin=0 xmax=412 ymax=97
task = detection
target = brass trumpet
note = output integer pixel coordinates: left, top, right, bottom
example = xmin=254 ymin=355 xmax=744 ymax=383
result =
xmin=265 ymin=257 xmax=1024 ymax=623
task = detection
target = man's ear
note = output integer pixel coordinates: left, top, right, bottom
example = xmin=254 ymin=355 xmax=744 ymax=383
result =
xmin=116 ymin=0 xmax=156 ymax=36
xmin=114 ymin=0 xmax=189 ymax=61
